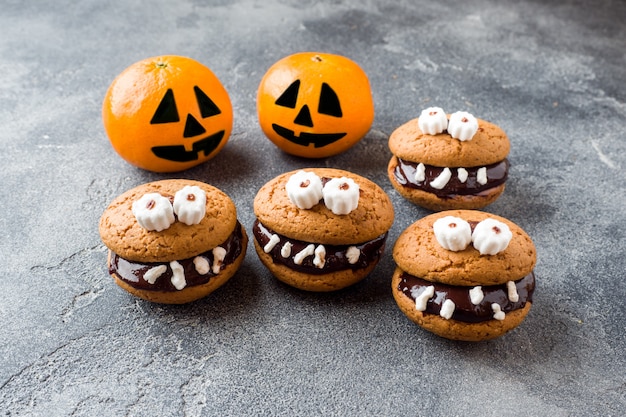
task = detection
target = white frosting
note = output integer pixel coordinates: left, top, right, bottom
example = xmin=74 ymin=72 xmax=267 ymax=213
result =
xmin=418 ymin=107 xmax=448 ymax=135
xmin=132 ymin=192 xmax=175 ymax=232
xmin=264 ymin=234 xmax=280 ymax=253
xmin=281 ymin=242 xmax=293 ymax=258
xmin=322 ymin=177 xmax=359 ymax=215
xmin=144 ymin=265 xmax=167 ymax=284
xmin=415 ymin=163 xmax=426 ymax=182
xmin=469 ymin=286 xmax=484 ymax=305
xmin=285 ymin=170 xmax=323 ymax=209
xmin=293 ymin=244 xmax=315 ymax=265
xmin=313 ymin=245 xmax=326 ymax=268
xmin=346 ymin=246 xmax=360 ymax=264
xmin=212 ymin=246 xmax=227 ymax=274
xmin=440 ymin=299 xmax=456 ymax=320
xmin=457 ymin=168 xmax=468 ymax=183
xmin=193 ymin=256 xmax=210 ymax=275
xmin=472 ymin=218 xmax=513 ymax=255
xmin=169 ymin=261 xmax=186 ymax=290
xmin=412 ymin=285 xmax=435 ymax=312
xmin=476 ymin=167 xmax=488 ymax=185
xmin=492 ymin=303 xmax=506 ymax=321
xmin=433 ymin=216 xmax=472 ymax=251
xmin=173 ymin=185 xmax=206 ymax=226
xmin=448 ymin=111 xmax=479 ymax=141
xmin=430 ymin=167 xmax=452 ymax=190
xmin=507 ymin=280 xmax=519 ymax=302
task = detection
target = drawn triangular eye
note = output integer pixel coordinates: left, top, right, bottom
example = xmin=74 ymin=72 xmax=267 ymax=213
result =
xmin=151 ymin=89 xmax=180 ymax=124
xmin=318 ymin=83 xmax=342 ymax=117
xmin=275 ymin=80 xmax=300 ymax=108
xmin=194 ymin=86 xmax=221 ymax=118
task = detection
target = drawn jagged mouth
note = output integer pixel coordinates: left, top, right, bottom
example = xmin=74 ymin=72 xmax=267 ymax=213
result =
xmin=151 ymin=131 xmax=225 ymax=162
xmin=272 ymin=124 xmax=346 ymax=148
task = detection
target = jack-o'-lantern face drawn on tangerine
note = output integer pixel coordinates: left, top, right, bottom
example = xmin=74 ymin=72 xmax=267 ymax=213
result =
xmin=103 ymin=56 xmax=233 ymax=173
xmin=257 ymin=53 xmax=374 ymax=159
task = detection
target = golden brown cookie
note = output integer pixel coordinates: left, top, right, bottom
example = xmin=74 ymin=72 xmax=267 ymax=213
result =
xmin=391 ymin=210 xmax=536 ymax=341
xmin=253 ymin=168 xmax=394 ymax=291
xmin=99 ymin=179 xmax=247 ymax=304
xmin=387 ymin=110 xmax=510 ymax=211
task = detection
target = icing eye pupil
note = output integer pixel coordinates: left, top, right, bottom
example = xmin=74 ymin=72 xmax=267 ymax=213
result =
xmin=187 ymin=194 xmax=195 ymax=201
xmin=461 ymin=117 xmax=468 ymax=123
xmin=300 ymin=180 xmax=310 ymax=188
xmin=492 ymin=226 xmax=501 ymax=234
xmin=339 ymin=183 xmax=349 ymax=190
xmin=429 ymin=111 xmax=437 ymax=116
xmin=146 ymin=200 xmax=155 ymax=210
xmin=449 ymin=223 xmax=457 ymax=228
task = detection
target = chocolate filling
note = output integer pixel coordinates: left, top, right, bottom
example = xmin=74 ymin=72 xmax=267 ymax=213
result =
xmin=109 ymin=222 xmax=244 ymax=291
xmin=392 ymin=158 xmax=509 ymax=198
xmin=253 ymin=220 xmax=387 ymax=274
xmin=398 ymin=272 xmax=535 ymax=323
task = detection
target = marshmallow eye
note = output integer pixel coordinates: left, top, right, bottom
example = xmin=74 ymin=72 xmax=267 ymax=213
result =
xmin=471 ymin=218 xmax=512 ymax=255
xmin=285 ymin=170 xmax=324 ymax=209
xmin=448 ymin=111 xmax=479 ymax=141
xmin=173 ymin=185 xmax=207 ymax=226
xmin=432 ymin=216 xmax=472 ymax=251
xmin=418 ymin=106 xmax=448 ymax=135
xmin=322 ymin=177 xmax=360 ymax=215
xmin=132 ymin=192 xmax=175 ymax=232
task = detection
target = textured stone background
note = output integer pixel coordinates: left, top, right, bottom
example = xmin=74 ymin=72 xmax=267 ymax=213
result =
xmin=1 ymin=0 xmax=624 ymax=415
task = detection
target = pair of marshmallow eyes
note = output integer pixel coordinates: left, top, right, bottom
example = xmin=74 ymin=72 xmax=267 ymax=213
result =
xmin=286 ymin=170 xmax=360 ymax=215
xmin=433 ymin=216 xmax=512 ymax=255
xmin=132 ymin=185 xmax=207 ymax=232
xmin=418 ymin=107 xmax=479 ymax=142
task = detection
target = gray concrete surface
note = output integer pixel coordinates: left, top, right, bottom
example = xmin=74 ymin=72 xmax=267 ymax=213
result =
xmin=1 ymin=0 xmax=625 ymax=415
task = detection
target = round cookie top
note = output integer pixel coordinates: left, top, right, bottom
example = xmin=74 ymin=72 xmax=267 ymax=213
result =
xmin=99 ymin=179 xmax=237 ymax=263
xmin=393 ymin=210 xmax=536 ymax=286
xmin=254 ymin=168 xmax=394 ymax=245
xmin=388 ymin=116 xmax=510 ymax=167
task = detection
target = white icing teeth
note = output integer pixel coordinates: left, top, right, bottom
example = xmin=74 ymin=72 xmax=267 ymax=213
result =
xmin=472 ymin=218 xmax=513 ymax=255
xmin=448 ymin=111 xmax=479 ymax=141
xmin=264 ymin=234 xmax=280 ymax=253
xmin=313 ymin=245 xmax=326 ymax=269
xmin=469 ymin=286 xmax=484 ymax=305
xmin=418 ymin=106 xmax=448 ymax=135
xmin=346 ymin=246 xmax=360 ymax=264
xmin=169 ymin=260 xmax=186 ymax=290
xmin=457 ymin=168 xmax=468 ymax=183
xmin=429 ymin=167 xmax=452 ymax=190
xmin=281 ymin=242 xmax=293 ymax=258
xmin=414 ymin=163 xmax=426 ymax=182
xmin=144 ymin=265 xmax=167 ymax=284
xmin=433 ymin=216 xmax=472 ymax=251
xmin=440 ymin=299 xmax=456 ymax=320
xmin=412 ymin=285 xmax=435 ymax=312
xmin=492 ymin=303 xmax=506 ymax=321
xmin=212 ymin=247 xmax=227 ymax=274
xmin=132 ymin=193 xmax=175 ymax=232
xmin=322 ymin=177 xmax=360 ymax=215
xmin=507 ymin=281 xmax=519 ymax=302
xmin=193 ymin=256 xmax=210 ymax=275
xmin=173 ymin=185 xmax=206 ymax=226
xmin=293 ymin=244 xmax=315 ymax=265
xmin=286 ymin=170 xmax=323 ymax=209
xmin=476 ymin=167 xmax=488 ymax=185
